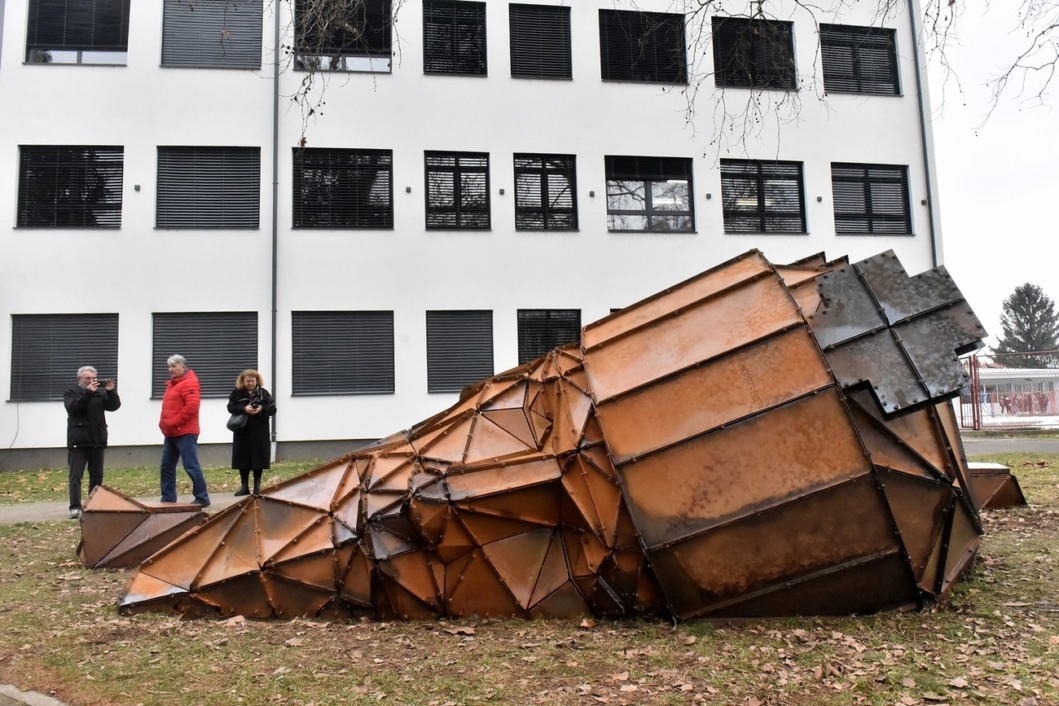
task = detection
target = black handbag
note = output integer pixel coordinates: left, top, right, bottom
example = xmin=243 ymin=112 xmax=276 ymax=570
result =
xmin=227 ymin=413 xmax=248 ymax=432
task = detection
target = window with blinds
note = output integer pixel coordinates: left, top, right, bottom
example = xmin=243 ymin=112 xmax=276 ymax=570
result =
xmin=25 ymin=0 xmax=130 ymax=64
xmin=294 ymin=0 xmax=392 ymax=72
xmin=161 ymin=0 xmax=263 ymax=69
xmin=514 ymin=154 xmax=577 ymax=230
xmin=17 ymin=146 xmax=124 ymax=228
xmin=599 ymin=9 xmax=686 ymax=84
xmin=831 ymin=163 xmax=911 ymax=234
xmin=291 ymin=311 xmax=394 ymax=395
xmin=425 ymin=151 xmax=490 ymax=229
xmin=423 ymin=0 xmax=486 ymax=75
xmin=426 ymin=310 xmax=494 ymax=393
xmin=10 ymin=314 xmax=119 ymax=401
xmin=712 ymin=16 xmax=796 ymax=89
xmin=605 ymin=155 xmax=693 ymax=232
xmin=293 ymin=148 xmax=394 ymax=229
xmin=157 ymin=147 xmax=261 ymax=229
xmin=509 ymin=4 xmax=571 ymax=79
xmin=517 ymin=309 xmax=580 ymax=364
xmin=720 ymin=159 xmax=805 ymax=233
xmin=821 ymin=24 xmax=899 ymax=95
xmin=152 ymin=312 xmax=258 ymax=398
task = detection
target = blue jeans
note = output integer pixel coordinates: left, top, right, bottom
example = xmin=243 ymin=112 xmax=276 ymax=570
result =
xmin=160 ymin=434 xmax=209 ymax=504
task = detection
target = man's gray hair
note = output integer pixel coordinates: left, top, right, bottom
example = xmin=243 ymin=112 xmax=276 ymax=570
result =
xmin=77 ymin=365 xmax=97 ymax=377
xmin=167 ymin=354 xmax=188 ymax=367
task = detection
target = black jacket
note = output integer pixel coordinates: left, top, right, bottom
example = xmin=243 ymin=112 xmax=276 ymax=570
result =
xmin=227 ymin=387 xmax=276 ymax=470
xmin=64 ymin=385 xmax=121 ymax=448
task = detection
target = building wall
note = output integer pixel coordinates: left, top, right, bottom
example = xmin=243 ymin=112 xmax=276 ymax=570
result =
xmin=0 ymin=0 xmax=943 ymax=465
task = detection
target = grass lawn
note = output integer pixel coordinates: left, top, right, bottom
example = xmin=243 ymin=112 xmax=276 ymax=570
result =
xmin=0 ymin=451 xmax=1056 ymax=705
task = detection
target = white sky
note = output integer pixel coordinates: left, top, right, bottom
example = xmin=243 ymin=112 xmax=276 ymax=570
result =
xmin=929 ymin=4 xmax=1057 ymax=349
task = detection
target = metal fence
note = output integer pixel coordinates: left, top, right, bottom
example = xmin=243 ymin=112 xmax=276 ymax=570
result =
xmin=958 ymin=352 xmax=1059 ymax=430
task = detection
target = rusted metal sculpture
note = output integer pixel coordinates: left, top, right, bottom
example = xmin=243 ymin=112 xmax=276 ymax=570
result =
xmin=79 ymin=485 xmax=206 ymax=569
xmin=967 ymin=462 xmax=1027 ymax=510
xmin=119 ymin=249 xmax=990 ymax=620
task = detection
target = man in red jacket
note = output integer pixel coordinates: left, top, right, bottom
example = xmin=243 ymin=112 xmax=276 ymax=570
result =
xmin=159 ymin=354 xmax=211 ymax=507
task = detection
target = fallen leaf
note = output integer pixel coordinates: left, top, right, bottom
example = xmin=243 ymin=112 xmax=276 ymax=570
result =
xmin=949 ymin=676 xmax=968 ymax=689
xmin=611 ymin=671 xmax=629 ymax=682
xmin=901 ymin=678 xmax=916 ymax=688
xmin=285 ymin=638 xmax=303 ymax=647
xmin=579 ymin=618 xmax=597 ymax=630
xmin=444 ymin=627 xmax=475 ymax=636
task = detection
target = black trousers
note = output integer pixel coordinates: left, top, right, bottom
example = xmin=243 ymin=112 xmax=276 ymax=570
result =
xmin=68 ymin=446 xmax=105 ymax=510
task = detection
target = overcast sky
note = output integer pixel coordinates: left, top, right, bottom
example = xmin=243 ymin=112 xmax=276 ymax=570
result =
xmin=929 ymin=4 xmax=1057 ymax=349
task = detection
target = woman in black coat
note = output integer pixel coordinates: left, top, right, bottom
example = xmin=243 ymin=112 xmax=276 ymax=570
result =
xmin=227 ymin=369 xmax=277 ymax=496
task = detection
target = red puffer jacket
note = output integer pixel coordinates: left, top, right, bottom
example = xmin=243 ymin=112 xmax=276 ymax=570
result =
xmin=159 ymin=369 xmax=201 ymax=437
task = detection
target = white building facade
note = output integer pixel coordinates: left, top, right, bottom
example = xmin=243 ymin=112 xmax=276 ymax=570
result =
xmin=0 ymin=0 xmax=944 ymax=469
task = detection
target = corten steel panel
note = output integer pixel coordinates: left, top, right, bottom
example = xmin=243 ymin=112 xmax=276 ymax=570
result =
xmin=78 ymin=486 xmax=207 ymax=569
xmin=583 ymin=250 xmax=774 ymax=349
xmin=617 ymin=390 xmax=872 ymax=547
xmin=650 ymin=475 xmax=905 ymax=618
xmin=966 ymin=463 xmax=1028 ymax=510
xmin=596 ymin=327 xmax=833 ymax=461
xmin=584 ymin=274 xmax=804 ymax=404
xmin=118 ymin=249 xmax=999 ymax=621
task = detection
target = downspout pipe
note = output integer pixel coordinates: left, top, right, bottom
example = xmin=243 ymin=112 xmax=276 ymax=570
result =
xmin=907 ymin=0 xmax=940 ymax=268
xmin=270 ymin=0 xmax=281 ymax=460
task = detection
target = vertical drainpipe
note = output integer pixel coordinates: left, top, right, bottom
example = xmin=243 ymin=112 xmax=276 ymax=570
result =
xmin=270 ymin=0 xmax=281 ymax=461
xmin=907 ymin=0 xmax=940 ymax=268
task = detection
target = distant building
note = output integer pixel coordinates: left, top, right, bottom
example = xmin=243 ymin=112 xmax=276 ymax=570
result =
xmin=0 ymin=0 xmax=945 ymax=468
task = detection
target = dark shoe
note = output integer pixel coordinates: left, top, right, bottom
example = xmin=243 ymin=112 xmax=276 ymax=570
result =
xmin=192 ymin=498 xmax=211 ymax=508
xmin=234 ymin=487 xmax=250 ymax=497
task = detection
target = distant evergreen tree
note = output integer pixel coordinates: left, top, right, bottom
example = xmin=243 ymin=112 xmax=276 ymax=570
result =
xmin=994 ymin=283 xmax=1059 ymax=368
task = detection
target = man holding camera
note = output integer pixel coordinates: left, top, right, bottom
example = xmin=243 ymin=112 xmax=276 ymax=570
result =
xmin=64 ymin=365 xmax=121 ymax=519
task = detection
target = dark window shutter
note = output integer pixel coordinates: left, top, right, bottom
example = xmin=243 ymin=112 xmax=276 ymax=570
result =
xmin=293 ymin=148 xmax=394 ymax=229
xmin=17 ymin=146 xmax=124 ymax=228
xmin=161 ymin=0 xmax=263 ymax=68
xmin=831 ymin=163 xmax=911 ymax=234
xmin=509 ymin=4 xmax=571 ymax=79
xmin=10 ymin=314 xmax=119 ymax=401
xmin=292 ymin=311 xmax=395 ymax=395
xmin=605 ymin=155 xmax=692 ymax=181
xmin=820 ymin=24 xmax=899 ymax=95
xmin=425 ymin=151 xmax=490 ymax=229
xmin=426 ymin=310 xmax=494 ymax=393
xmin=423 ymin=0 xmax=487 ymax=75
xmin=599 ymin=9 xmax=686 ymax=83
xmin=157 ymin=147 xmax=261 ymax=228
xmin=517 ymin=309 xmax=581 ymax=364
xmin=26 ymin=0 xmax=130 ymax=51
xmin=720 ymin=159 xmax=805 ymax=233
xmin=514 ymin=154 xmax=577 ymax=230
xmin=712 ymin=16 xmax=796 ymax=89
xmin=152 ymin=312 xmax=258 ymax=398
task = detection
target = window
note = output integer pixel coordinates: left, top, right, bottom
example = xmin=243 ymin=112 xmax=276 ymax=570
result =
xmin=292 ymin=311 xmax=394 ymax=395
xmin=720 ymin=159 xmax=805 ymax=233
xmin=10 ymin=314 xmax=118 ymax=401
xmin=294 ymin=0 xmax=392 ymax=72
xmin=605 ymin=156 xmax=693 ymax=232
xmin=425 ymin=151 xmax=489 ymax=229
xmin=293 ymin=148 xmax=393 ymax=229
xmin=25 ymin=0 xmax=130 ymax=64
xmin=518 ymin=310 xmax=580 ymax=364
xmin=599 ymin=9 xmax=686 ymax=83
xmin=423 ymin=0 xmax=486 ymax=75
xmin=514 ymin=154 xmax=577 ymax=230
xmin=426 ymin=310 xmax=493 ymax=393
xmin=17 ymin=146 xmax=124 ymax=228
xmin=509 ymin=4 xmax=570 ymax=79
xmin=820 ymin=24 xmax=899 ymax=95
xmin=712 ymin=17 xmax=795 ymax=89
xmin=157 ymin=147 xmax=261 ymax=228
xmin=162 ymin=0 xmax=263 ymax=69
xmin=831 ymin=163 xmax=912 ymax=234
xmin=152 ymin=312 xmax=258 ymax=398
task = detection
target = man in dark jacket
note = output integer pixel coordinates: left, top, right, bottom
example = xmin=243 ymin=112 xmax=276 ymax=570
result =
xmin=64 ymin=366 xmax=121 ymax=519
